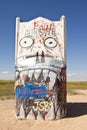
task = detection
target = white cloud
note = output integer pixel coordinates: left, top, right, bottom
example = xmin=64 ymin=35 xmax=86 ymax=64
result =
xmin=67 ymin=72 xmax=87 ymax=81
xmin=0 ymin=71 xmax=14 ymax=80
xmin=1 ymin=71 xmax=10 ymax=74
xmin=67 ymin=73 xmax=77 ymax=77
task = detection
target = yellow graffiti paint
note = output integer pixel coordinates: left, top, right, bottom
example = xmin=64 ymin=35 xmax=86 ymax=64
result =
xmin=32 ymin=101 xmax=53 ymax=112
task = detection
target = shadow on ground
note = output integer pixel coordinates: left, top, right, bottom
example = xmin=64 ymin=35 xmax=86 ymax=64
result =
xmin=66 ymin=102 xmax=87 ymax=117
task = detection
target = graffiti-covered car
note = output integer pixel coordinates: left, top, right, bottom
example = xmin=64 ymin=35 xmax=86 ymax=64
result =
xmin=15 ymin=16 xmax=67 ymax=120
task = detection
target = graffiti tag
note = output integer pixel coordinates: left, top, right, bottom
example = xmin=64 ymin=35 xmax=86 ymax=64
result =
xmin=32 ymin=101 xmax=53 ymax=111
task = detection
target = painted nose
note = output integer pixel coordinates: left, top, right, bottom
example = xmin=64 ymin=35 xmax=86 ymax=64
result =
xmin=36 ymin=51 xmax=45 ymax=63
xmin=41 ymin=51 xmax=45 ymax=63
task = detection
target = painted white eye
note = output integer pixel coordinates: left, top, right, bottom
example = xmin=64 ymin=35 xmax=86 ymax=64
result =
xmin=44 ymin=37 xmax=57 ymax=48
xmin=19 ymin=37 xmax=34 ymax=48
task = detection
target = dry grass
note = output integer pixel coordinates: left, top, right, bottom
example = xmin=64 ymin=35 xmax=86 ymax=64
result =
xmin=0 ymin=80 xmax=87 ymax=99
xmin=0 ymin=80 xmax=14 ymax=100
xmin=67 ymin=81 xmax=87 ymax=95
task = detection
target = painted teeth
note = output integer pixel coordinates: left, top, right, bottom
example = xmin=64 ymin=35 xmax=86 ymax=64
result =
xmin=28 ymin=70 xmax=34 ymax=80
xmin=20 ymin=69 xmax=60 ymax=89
xmin=49 ymin=71 xmax=56 ymax=81
xmin=34 ymin=69 xmax=42 ymax=80
xmin=37 ymin=70 xmax=44 ymax=83
xmin=43 ymin=69 xmax=49 ymax=81
xmin=48 ymin=71 xmax=56 ymax=90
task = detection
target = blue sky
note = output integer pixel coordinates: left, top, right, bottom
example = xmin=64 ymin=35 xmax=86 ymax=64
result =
xmin=0 ymin=0 xmax=87 ymax=81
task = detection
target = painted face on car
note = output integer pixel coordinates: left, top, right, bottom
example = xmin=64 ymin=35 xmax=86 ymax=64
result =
xmin=17 ymin=18 xmax=64 ymax=67
xmin=16 ymin=17 xmax=64 ymax=89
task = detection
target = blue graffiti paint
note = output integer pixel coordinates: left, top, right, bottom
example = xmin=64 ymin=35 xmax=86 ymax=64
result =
xmin=15 ymin=83 xmax=47 ymax=99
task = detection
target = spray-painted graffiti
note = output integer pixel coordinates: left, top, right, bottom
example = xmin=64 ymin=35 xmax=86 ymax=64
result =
xmin=25 ymin=21 xmax=55 ymax=38
xmin=15 ymin=16 xmax=66 ymax=120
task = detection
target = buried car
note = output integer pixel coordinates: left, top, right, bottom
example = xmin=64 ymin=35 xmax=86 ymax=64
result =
xmin=15 ymin=16 xmax=67 ymax=120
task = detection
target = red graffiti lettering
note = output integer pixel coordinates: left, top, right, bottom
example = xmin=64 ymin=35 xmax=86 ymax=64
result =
xmin=24 ymin=89 xmax=27 ymax=94
xmin=50 ymin=23 xmax=54 ymax=30
xmin=36 ymin=89 xmax=39 ymax=94
xmin=34 ymin=21 xmax=38 ymax=28
xmin=34 ymin=21 xmax=54 ymax=32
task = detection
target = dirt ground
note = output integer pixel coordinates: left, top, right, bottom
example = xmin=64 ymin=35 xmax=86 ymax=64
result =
xmin=0 ymin=90 xmax=87 ymax=130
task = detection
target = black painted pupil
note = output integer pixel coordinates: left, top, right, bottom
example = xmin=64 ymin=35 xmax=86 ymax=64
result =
xmin=49 ymin=41 xmax=53 ymax=44
xmin=24 ymin=41 xmax=27 ymax=44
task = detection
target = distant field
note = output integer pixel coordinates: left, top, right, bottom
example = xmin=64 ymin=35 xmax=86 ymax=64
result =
xmin=0 ymin=80 xmax=14 ymax=99
xmin=67 ymin=81 xmax=87 ymax=95
xmin=0 ymin=80 xmax=87 ymax=99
